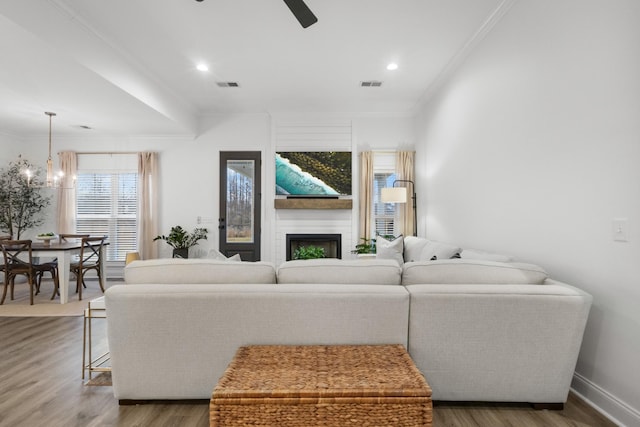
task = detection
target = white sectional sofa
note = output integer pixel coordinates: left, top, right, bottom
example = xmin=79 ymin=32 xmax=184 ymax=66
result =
xmin=106 ymin=244 xmax=592 ymax=409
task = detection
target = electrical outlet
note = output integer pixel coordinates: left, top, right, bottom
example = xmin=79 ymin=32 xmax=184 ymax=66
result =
xmin=612 ymin=218 xmax=628 ymax=242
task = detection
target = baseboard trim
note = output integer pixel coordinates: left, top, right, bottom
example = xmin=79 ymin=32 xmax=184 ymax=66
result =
xmin=119 ymin=399 xmax=209 ymax=406
xmin=572 ymin=372 xmax=640 ymax=427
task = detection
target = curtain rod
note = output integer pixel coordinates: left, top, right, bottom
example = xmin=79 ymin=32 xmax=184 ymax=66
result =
xmin=370 ymin=150 xmax=415 ymax=154
xmin=58 ymin=151 xmax=139 ymax=155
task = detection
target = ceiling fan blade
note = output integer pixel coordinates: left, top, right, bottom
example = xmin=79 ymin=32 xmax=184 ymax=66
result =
xmin=282 ymin=0 xmax=318 ymax=28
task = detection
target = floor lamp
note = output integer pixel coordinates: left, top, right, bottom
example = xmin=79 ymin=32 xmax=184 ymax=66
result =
xmin=380 ymin=180 xmax=417 ymax=236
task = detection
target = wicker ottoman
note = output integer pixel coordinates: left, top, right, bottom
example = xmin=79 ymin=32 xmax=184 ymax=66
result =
xmin=210 ymin=344 xmax=432 ymax=427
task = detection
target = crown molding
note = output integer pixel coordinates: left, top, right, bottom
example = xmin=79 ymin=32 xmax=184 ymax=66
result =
xmin=412 ymin=0 xmax=519 ymax=113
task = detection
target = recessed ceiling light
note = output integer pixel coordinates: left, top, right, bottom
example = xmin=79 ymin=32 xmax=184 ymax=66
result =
xmin=196 ymin=63 xmax=209 ymax=72
xmin=386 ymin=63 xmax=398 ymax=71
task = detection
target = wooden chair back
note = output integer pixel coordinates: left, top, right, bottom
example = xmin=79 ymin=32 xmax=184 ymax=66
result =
xmin=59 ymin=234 xmax=91 ymax=243
xmin=0 ymin=240 xmax=34 ymax=275
xmin=0 ymin=240 xmax=36 ymax=305
xmin=78 ymin=236 xmax=106 ymax=268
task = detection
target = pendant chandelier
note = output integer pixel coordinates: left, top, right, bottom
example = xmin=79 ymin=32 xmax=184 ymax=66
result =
xmin=26 ymin=111 xmax=65 ymax=188
xmin=45 ymin=111 xmax=61 ymax=187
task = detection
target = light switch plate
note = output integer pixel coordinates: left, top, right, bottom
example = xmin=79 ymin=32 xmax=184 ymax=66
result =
xmin=612 ymin=218 xmax=628 ymax=242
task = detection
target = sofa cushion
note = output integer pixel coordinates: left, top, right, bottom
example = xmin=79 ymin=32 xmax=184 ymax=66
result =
xmin=402 ymin=259 xmax=548 ymax=285
xmin=124 ymin=259 xmax=276 ymax=284
xmin=375 ymin=234 xmax=404 ymax=265
xmin=277 ymin=259 xmax=402 ymax=285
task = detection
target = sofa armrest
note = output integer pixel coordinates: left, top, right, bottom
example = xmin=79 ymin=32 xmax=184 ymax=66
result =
xmin=405 ymin=280 xmax=592 ymax=403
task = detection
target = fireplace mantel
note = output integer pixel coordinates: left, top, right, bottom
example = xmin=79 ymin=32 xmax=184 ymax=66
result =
xmin=274 ymin=198 xmax=353 ymax=210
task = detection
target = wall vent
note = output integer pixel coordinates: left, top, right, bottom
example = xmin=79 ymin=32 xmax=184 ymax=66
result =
xmin=216 ymin=81 xmax=240 ymax=87
xmin=360 ymin=81 xmax=382 ymax=87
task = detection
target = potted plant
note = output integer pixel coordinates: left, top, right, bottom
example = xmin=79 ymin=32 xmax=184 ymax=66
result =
xmin=0 ymin=156 xmax=52 ymax=239
xmin=293 ymin=245 xmax=326 ymax=260
xmin=153 ymin=225 xmax=208 ymax=258
xmin=351 ymin=237 xmax=376 ymax=255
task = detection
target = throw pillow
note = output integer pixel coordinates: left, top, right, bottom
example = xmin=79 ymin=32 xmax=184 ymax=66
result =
xmin=375 ymin=234 xmax=404 ymax=265
xmin=403 ymin=236 xmax=430 ymax=262
xmin=418 ymin=240 xmax=461 ymax=261
xmin=207 ymin=249 xmax=242 ymax=262
xmin=207 ymin=249 xmax=227 ymax=260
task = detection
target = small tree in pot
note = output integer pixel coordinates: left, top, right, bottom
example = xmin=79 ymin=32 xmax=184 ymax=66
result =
xmin=0 ymin=156 xmax=51 ymax=239
xmin=153 ymin=225 xmax=208 ymax=258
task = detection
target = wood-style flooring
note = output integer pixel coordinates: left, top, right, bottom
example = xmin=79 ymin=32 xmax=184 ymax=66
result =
xmin=0 ymin=316 xmax=617 ymax=427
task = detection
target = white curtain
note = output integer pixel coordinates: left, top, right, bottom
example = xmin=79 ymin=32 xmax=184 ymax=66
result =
xmin=56 ymin=152 xmax=77 ymax=234
xmin=396 ymin=151 xmax=416 ymax=237
xmin=358 ymin=151 xmax=373 ymax=242
xmin=138 ymin=152 xmax=158 ymax=259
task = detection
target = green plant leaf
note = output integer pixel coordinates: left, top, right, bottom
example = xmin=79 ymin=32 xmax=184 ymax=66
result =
xmin=293 ymin=245 xmax=326 ymax=260
xmin=153 ymin=225 xmax=208 ymax=249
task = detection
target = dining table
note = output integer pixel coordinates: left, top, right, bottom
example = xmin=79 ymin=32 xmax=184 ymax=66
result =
xmin=32 ymin=239 xmax=108 ymax=304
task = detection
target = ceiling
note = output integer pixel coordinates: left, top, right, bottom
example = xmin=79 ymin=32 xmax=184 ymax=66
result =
xmin=0 ymin=0 xmax=507 ymax=138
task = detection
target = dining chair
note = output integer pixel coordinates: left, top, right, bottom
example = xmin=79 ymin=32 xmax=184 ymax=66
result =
xmin=0 ymin=236 xmax=10 ymax=296
xmin=59 ymin=233 xmax=91 ymax=243
xmin=34 ymin=257 xmax=60 ymax=300
xmin=0 ymin=239 xmax=59 ymax=305
xmin=38 ymin=233 xmax=90 ymax=299
xmin=71 ymin=236 xmax=107 ymax=301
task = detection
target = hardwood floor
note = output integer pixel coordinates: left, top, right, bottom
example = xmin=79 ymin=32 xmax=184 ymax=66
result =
xmin=0 ymin=316 xmax=617 ymax=427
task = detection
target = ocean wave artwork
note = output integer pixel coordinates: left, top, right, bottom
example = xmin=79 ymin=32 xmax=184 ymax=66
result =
xmin=275 ymin=152 xmax=352 ymax=196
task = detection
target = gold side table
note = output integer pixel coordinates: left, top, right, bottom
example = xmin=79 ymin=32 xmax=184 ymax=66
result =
xmin=82 ymin=296 xmax=110 ymax=380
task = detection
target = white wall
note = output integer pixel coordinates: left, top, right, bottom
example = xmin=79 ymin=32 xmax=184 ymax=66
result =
xmin=4 ymin=112 xmax=414 ymax=264
xmin=158 ymin=113 xmax=271 ymax=259
xmin=268 ymin=114 xmax=415 ymax=265
xmin=415 ymin=1 xmax=640 ymax=425
xmin=0 ymin=132 xmax=22 ymax=164
xmin=0 ymin=132 xmax=59 ymax=237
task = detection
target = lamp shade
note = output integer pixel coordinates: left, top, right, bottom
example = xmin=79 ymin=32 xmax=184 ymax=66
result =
xmin=381 ymin=187 xmax=408 ymax=203
xmin=125 ymin=251 xmax=140 ymax=265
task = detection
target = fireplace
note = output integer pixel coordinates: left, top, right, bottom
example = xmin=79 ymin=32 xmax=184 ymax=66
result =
xmin=286 ymin=234 xmax=342 ymax=261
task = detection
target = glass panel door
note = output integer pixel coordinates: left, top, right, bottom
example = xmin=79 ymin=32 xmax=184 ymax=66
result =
xmin=219 ymin=152 xmax=261 ymax=261
xmin=226 ymin=160 xmax=255 ymax=243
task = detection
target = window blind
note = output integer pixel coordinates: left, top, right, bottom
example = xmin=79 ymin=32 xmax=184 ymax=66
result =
xmin=76 ymin=172 xmax=138 ymax=262
xmin=373 ymin=172 xmax=397 ymax=237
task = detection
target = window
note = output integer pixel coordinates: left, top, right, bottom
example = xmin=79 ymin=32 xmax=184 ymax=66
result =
xmin=373 ymin=172 xmax=397 ymax=236
xmin=75 ymin=155 xmax=138 ymax=262
xmin=372 ymin=153 xmax=398 ymax=238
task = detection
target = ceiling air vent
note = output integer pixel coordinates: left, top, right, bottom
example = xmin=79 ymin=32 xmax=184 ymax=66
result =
xmin=360 ymin=81 xmax=382 ymax=87
xmin=216 ymin=82 xmax=240 ymax=87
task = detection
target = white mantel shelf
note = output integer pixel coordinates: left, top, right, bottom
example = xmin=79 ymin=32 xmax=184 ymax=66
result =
xmin=274 ymin=199 xmax=353 ymax=210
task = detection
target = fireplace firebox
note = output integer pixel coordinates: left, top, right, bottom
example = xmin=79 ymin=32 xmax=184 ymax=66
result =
xmin=286 ymin=234 xmax=342 ymax=261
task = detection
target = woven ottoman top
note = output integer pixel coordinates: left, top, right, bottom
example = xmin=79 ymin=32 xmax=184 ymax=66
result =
xmin=213 ymin=344 xmax=431 ymax=400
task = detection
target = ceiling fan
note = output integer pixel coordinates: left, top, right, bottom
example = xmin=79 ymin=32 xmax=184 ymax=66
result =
xmin=282 ymin=0 xmax=318 ymax=28
xmin=195 ymin=0 xmax=317 ymax=28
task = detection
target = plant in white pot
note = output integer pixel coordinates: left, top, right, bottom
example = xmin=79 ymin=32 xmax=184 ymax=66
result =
xmin=0 ymin=156 xmax=51 ymax=239
xmin=153 ymin=225 xmax=208 ymax=258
